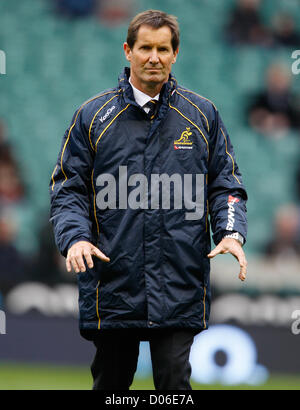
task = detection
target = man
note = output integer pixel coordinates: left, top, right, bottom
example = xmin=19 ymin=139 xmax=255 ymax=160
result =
xmin=50 ymin=10 xmax=248 ymax=390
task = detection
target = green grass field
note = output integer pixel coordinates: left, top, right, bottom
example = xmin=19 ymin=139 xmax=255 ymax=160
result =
xmin=0 ymin=363 xmax=299 ymax=390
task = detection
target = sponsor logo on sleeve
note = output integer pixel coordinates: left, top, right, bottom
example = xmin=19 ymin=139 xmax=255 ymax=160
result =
xmin=226 ymin=195 xmax=240 ymax=230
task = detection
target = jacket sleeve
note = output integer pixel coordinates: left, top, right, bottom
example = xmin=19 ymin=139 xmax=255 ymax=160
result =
xmin=49 ymin=107 xmax=95 ymax=257
xmin=207 ymin=105 xmax=248 ymax=246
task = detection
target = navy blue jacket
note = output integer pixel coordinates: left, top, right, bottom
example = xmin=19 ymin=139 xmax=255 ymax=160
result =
xmin=50 ymin=67 xmax=247 ymax=333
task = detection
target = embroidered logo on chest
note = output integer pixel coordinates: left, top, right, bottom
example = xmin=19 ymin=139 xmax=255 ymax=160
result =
xmin=174 ymin=127 xmax=193 ymax=150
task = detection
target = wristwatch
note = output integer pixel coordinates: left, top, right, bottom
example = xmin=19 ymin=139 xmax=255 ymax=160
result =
xmin=223 ymin=231 xmax=244 ymax=246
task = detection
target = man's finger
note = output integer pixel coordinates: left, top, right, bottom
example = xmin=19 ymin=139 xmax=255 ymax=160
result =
xmin=70 ymin=255 xmax=81 ymax=273
xmin=239 ymin=271 xmax=246 ymax=281
xmin=83 ymin=251 xmax=94 ymax=269
xmin=230 ymin=247 xmax=247 ymax=280
xmin=74 ymin=251 xmax=88 ymax=272
xmin=66 ymin=258 xmax=72 ymax=272
xmin=91 ymin=247 xmax=110 ymax=262
xmin=238 ymin=258 xmax=247 ymax=281
xmin=239 ymin=264 xmax=247 ymax=281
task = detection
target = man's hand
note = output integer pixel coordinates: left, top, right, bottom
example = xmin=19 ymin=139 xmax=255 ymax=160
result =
xmin=207 ymin=237 xmax=247 ymax=281
xmin=66 ymin=240 xmax=110 ymax=273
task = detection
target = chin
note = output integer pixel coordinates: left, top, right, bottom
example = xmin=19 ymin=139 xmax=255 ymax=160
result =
xmin=145 ymin=73 xmax=165 ymax=83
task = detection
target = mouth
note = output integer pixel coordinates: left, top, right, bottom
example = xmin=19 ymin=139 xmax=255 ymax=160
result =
xmin=145 ymin=67 xmax=162 ymax=72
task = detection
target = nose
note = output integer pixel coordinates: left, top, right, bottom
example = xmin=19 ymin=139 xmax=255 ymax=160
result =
xmin=149 ymin=49 xmax=159 ymax=64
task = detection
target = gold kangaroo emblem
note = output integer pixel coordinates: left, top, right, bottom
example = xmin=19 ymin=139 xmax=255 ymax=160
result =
xmin=174 ymin=127 xmax=193 ymax=145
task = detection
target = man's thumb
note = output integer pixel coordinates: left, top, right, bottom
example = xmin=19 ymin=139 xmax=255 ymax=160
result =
xmin=207 ymin=246 xmax=221 ymax=259
xmin=92 ymin=247 xmax=110 ymax=262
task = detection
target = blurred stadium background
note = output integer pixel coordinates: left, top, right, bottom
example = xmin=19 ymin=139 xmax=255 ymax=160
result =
xmin=0 ymin=0 xmax=300 ymax=390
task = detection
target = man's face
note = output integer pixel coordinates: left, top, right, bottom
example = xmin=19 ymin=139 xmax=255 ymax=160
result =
xmin=124 ymin=24 xmax=179 ymax=93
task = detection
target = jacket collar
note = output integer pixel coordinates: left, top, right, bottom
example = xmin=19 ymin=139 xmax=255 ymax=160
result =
xmin=119 ymin=67 xmax=177 ymax=106
xmin=129 ymin=77 xmax=160 ymax=108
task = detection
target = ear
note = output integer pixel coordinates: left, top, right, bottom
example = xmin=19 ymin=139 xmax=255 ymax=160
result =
xmin=172 ymin=47 xmax=179 ymax=64
xmin=123 ymin=42 xmax=132 ymax=62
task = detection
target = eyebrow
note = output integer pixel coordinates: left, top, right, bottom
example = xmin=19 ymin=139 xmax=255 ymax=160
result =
xmin=138 ymin=41 xmax=171 ymax=48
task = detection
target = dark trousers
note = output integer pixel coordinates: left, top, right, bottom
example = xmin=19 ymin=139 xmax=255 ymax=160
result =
xmin=90 ymin=328 xmax=196 ymax=390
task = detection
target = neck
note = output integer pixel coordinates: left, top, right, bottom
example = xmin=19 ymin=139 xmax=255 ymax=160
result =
xmin=130 ymin=77 xmax=164 ymax=98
